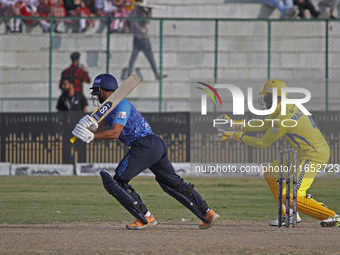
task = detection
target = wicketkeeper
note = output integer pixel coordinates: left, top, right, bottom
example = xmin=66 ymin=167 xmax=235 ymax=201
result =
xmin=72 ymin=73 xmax=220 ymax=230
xmin=216 ymin=79 xmax=339 ymax=227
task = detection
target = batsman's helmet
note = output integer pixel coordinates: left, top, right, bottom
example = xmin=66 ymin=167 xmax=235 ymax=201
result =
xmin=259 ymin=79 xmax=287 ymax=97
xmin=90 ymin=74 xmax=118 ymax=94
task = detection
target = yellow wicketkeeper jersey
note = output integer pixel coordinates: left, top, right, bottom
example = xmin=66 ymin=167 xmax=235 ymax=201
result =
xmin=242 ymin=103 xmax=330 ymax=161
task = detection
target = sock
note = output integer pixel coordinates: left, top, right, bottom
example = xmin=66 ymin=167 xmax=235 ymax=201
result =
xmin=40 ymin=20 xmax=50 ymax=31
xmin=79 ymin=19 xmax=86 ymax=31
xmin=144 ymin=211 xmax=151 ymax=217
xmin=15 ymin=19 xmax=21 ymax=31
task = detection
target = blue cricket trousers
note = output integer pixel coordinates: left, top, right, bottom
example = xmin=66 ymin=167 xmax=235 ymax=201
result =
xmin=113 ymin=135 xmax=205 ymax=214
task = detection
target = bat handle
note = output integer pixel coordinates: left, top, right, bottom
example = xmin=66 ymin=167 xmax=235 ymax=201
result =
xmin=70 ymin=136 xmax=78 ymax=143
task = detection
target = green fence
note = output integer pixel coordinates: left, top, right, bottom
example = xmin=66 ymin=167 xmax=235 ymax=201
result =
xmin=0 ymin=16 xmax=339 ymax=112
xmin=2 ymin=111 xmax=339 ymax=164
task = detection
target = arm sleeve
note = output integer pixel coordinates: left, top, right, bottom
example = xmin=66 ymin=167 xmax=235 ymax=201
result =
xmin=242 ymin=123 xmax=288 ymax=149
xmin=82 ymin=71 xmax=90 ymax=83
xmin=112 ymin=101 xmax=131 ymax=126
xmin=74 ymin=68 xmax=90 ymax=83
xmin=56 ymin=97 xmax=65 ymax=111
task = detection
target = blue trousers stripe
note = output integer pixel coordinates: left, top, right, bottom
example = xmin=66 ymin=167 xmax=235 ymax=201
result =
xmin=116 ymin=155 xmax=130 ymax=177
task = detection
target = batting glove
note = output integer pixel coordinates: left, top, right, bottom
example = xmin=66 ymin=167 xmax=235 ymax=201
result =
xmin=216 ymin=131 xmax=245 ymax=142
xmin=72 ymin=124 xmax=94 ymax=143
xmin=78 ymin=115 xmax=98 ymax=131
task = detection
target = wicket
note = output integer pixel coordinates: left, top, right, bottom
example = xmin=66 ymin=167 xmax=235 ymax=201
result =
xmin=278 ymin=149 xmax=298 ymax=228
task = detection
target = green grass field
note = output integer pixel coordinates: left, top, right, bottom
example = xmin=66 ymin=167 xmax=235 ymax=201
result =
xmin=1 ymin=176 xmax=339 ymax=224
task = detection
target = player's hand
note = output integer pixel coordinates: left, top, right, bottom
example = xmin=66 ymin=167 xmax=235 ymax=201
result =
xmin=216 ymin=131 xmax=245 ymax=142
xmin=216 ymin=131 xmax=229 ymax=142
xmin=72 ymin=124 xmax=94 ymax=143
xmin=215 ymin=114 xmax=245 ymax=132
xmin=78 ymin=115 xmax=98 ymax=131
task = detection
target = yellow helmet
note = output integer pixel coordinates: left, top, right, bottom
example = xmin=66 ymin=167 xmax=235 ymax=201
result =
xmin=259 ymin=79 xmax=287 ymax=97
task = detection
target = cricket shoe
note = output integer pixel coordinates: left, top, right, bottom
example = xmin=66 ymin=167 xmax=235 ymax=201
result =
xmin=126 ymin=214 xmax=157 ymax=230
xmin=320 ymin=214 xmax=340 ymax=227
xmin=269 ymin=213 xmax=302 ymax=226
xmin=199 ymin=209 xmax=220 ymax=229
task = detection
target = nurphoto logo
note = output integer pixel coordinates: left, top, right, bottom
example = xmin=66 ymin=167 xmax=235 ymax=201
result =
xmin=196 ymin=82 xmax=312 ymax=128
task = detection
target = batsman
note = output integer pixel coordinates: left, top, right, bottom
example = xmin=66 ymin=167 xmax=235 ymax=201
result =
xmin=216 ymin=79 xmax=339 ymax=227
xmin=72 ymin=73 xmax=220 ymax=230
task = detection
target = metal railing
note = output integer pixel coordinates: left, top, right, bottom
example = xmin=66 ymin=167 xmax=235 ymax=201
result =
xmin=1 ymin=111 xmax=339 ymax=164
xmin=0 ymin=16 xmax=339 ymax=112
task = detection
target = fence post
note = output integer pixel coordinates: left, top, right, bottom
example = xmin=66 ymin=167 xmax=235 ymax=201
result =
xmin=106 ymin=17 xmax=111 ymax=74
xmin=159 ymin=19 xmax=163 ymax=112
xmin=267 ymin=20 xmax=271 ymax=80
xmin=325 ymin=20 xmax=329 ymax=111
xmin=214 ymin=19 xmax=218 ymax=84
xmin=213 ymin=19 xmax=219 ymax=113
xmin=48 ymin=17 xmax=54 ymax=112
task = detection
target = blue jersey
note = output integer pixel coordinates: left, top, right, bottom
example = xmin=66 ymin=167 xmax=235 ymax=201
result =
xmin=104 ymin=99 xmax=154 ymax=145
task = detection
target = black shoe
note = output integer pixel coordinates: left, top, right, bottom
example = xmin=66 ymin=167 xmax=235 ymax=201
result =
xmin=156 ymin=74 xmax=168 ymax=80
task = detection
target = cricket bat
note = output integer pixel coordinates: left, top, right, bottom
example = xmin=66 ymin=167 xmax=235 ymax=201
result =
xmin=70 ymin=73 xmax=142 ymax=143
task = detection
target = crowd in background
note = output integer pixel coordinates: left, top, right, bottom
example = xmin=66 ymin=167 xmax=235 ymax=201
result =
xmin=0 ymin=0 xmax=135 ymax=32
xmin=264 ymin=0 xmax=339 ymax=19
xmin=0 ymin=0 xmax=339 ymax=33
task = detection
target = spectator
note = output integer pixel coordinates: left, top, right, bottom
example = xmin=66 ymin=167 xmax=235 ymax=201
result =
xmin=63 ymin=0 xmax=93 ymax=32
xmin=57 ymin=77 xmax=88 ymax=112
xmin=121 ymin=0 xmax=134 ymax=12
xmin=110 ymin=3 xmax=128 ymax=32
xmin=19 ymin=0 xmax=54 ymax=32
xmin=319 ymin=0 xmax=339 ymax=18
xmin=110 ymin=0 xmax=132 ymax=33
xmin=19 ymin=0 xmax=39 ymax=25
xmin=328 ymin=0 xmax=339 ymax=18
xmin=36 ymin=0 xmax=52 ymax=32
xmin=84 ymin=0 xmax=96 ymax=15
xmin=78 ymin=0 xmax=95 ymax=28
xmin=95 ymin=0 xmax=116 ymax=17
xmin=51 ymin=0 xmax=66 ymax=15
xmin=128 ymin=0 xmax=167 ymax=80
xmin=95 ymin=0 xmax=129 ymax=33
xmin=45 ymin=0 xmax=66 ymax=33
xmin=293 ymin=0 xmax=321 ymax=18
xmin=263 ymin=0 xmax=299 ymax=18
xmin=0 ymin=0 xmax=22 ymax=32
xmin=50 ymin=0 xmax=66 ymax=33
xmin=59 ymin=52 xmax=91 ymax=93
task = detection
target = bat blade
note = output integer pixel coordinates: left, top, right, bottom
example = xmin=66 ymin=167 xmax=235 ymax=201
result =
xmin=70 ymin=73 xmax=142 ymax=143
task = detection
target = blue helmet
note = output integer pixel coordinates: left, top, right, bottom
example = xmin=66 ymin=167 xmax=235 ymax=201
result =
xmin=90 ymin=74 xmax=118 ymax=94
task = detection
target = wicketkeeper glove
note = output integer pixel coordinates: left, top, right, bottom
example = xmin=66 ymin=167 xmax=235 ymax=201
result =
xmin=216 ymin=131 xmax=245 ymax=142
xmin=215 ymin=114 xmax=245 ymax=132
xmin=78 ymin=115 xmax=98 ymax=131
xmin=72 ymin=124 xmax=94 ymax=143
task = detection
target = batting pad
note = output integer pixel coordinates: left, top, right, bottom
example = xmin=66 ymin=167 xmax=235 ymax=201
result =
xmin=100 ymin=170 xmax=148 ymax=224
xmin=283 ymin=194 xmax=335 ymax=221
xmin=263 ymin=170 xmax=286 ymax=216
